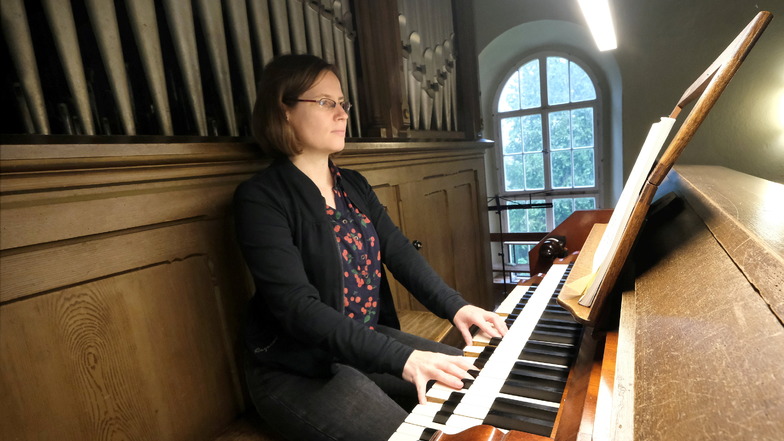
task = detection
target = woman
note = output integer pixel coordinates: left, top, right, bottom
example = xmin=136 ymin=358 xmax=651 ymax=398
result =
xmin=234 ymin=54 xmax=507 ymax=441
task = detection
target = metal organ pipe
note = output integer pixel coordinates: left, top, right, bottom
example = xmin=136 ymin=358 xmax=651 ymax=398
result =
xmin=162 ymin=0 xmax=208 ymax=136
xmin=1 ymin=0 xmax=50 ymax=134
xmin=85 ymin=0 xmax=136 ymax=135
xmin=124 ymin=0 xmax=173 ymax=135
xmin=41 ymin=0 xmax=95 ymax=134
xmin=2 ymin=0 xmax=362 ymax=138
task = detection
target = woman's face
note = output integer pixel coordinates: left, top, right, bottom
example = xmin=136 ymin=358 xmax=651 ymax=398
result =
xmin=286 ymin=71 xmax=348 ymax=157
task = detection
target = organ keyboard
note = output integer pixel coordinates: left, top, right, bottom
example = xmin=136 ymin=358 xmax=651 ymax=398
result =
xmin=390 ymin=260 xmax=585 ymax=440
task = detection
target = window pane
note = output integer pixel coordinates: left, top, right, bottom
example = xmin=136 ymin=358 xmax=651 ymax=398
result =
xmin=521 ymin=114 xmax=543 ymax=153
xmin=498 ymin=71 xmax=520 ymax=112
xmin=506 ymin=199 xmax=546 ymax=232
xmin=570 ymin=62 xmax=596 ymax=102
xmin=549 ymin=110 xmax=571 ymax=150
xmin=528 ymin=201 xmax=547 ymax=231
xmin=503 ymin=155 xmax=524 ymax=191
xmin=550 ymin=150 xmax=573 ymax=188
xmin=507 ymin=243 xmax=533 ymax=265
xmin=554 ymin=198 xmax=575 ymax=227
xmin=519 ymin=60 xmax=541 ymax=109
xmin=574 ymin=197 xmax=596 ymax=210
xmin=571 ymin=107 xmax=593 ymax=148
xmin=547 ymin=57 xmax=569 ymax=105
xmin=501 ymin=117 xmax=522 ymax=154
xmin=524 ymin=153 xmax=544 ymax=190
xmin=507 ymin=208 xmax=527 ymax=232
xmin=573 ymin=149 xmax=595 ymax=187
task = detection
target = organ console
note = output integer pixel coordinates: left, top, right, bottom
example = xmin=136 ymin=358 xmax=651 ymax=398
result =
xmin=389 ymin=11 xmax=782 ymax=441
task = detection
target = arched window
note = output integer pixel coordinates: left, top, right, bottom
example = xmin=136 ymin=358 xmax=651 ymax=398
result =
xmin=495 ymin=53 xmax=602 ymax=267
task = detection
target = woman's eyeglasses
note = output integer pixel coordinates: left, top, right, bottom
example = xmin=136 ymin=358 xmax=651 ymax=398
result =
xmin=296 ymin=98 xmax=352 ymax=113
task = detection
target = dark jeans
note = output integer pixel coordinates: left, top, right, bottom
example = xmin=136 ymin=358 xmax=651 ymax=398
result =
xmin=244 ymin=325 xmax=462 ymax=441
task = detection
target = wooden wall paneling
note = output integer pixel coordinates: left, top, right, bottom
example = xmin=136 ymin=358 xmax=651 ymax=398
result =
xmin=0 ymin=174 xmax=238 ymax=250
xmin=0 ymin=255 xmax=240 ymax=441
xmin=371 ymin=183 xmax=412 ymax=311
xmin=0 ymin=143 xmax=263 ymax=440
xmin=446 ymin=172 xmax=487 ymax=306
xmin=398 ymin=169 xmax=492 ymax=310
xmin=0 ymin=174 xmax=253 ymax=302
xmin=400 ymin=177 xmax=455 ymax=311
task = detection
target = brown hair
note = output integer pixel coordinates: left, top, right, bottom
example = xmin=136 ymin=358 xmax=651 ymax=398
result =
xmin=251 ymin=54 xmax=340 ymax=158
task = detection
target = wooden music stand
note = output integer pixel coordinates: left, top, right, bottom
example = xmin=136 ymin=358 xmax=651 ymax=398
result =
xmin=558 ymin=11 xmax=773 ymax=326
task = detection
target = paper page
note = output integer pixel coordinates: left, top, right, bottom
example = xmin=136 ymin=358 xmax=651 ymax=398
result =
xmin=578 ymin=117 xmax=676 ymax=307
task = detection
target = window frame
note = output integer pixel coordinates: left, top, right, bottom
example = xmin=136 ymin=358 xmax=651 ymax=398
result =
xmin=493 ymin=51 xmax=604 ymax=233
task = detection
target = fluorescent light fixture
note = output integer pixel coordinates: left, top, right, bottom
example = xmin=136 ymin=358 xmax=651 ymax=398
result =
xmin=578 ymin=0 xmax=618 ymax=51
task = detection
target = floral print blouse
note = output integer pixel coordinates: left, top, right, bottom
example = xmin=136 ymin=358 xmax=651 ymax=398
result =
xmin=327 ymin=165 xmax=382 ymax=329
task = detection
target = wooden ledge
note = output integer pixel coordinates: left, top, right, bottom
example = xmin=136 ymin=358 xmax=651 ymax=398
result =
xmin=398 ymin=310 xmax=454 ymax=343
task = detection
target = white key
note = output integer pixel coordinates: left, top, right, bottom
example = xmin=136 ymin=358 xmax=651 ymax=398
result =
xmin=410 ymin=401 xmax=443 ymax=418
xmin=404 ymin=413 xmax=448 ymax=432
xmin=442 ymin=414 xmax=484 ymax=432
xmin=463 ymin=345 xmax=484 ymax=357
xmin=496 ymin=284 xmax=537 ymax=315
xmin=396 ymin=422 xmax=429 ymax=436
xmin=388 ymin=432 xmax=418 ymax=441
xmin=426 ymin=382 xmax=461 ymax=402
xmin=452 ymin=264 xmax=570 ymax=421
xmin=471 ymin=330 xmax=494 ymax=346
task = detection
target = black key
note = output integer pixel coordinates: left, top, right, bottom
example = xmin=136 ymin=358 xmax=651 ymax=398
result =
xmin=483 ymin=397 xmax=556 ymax=436
xmin=535 ymin=322 xmax=581 ymax=333
xmin=508 ymin=360 xmax=570 ymax=382
xmin=500 ymin=373 xmax=567 ymax=402
xmin=520 ymin=346 xmax=574 ymax=366
xmin=460 ymin=377 xmax=475 ymax=389
xmin=530 ymin=329 xmax=580 ymax=345
xmin=511 ymin=303 xmax=565 ymax=316
xmin=476 ymin=339 xmax=576 ymax=370
xmin=525 ymin=340 xmax=576 ymax=353
xmin=537 ymin=317 xmax=581 ymax=329
xmin=540 ymin=309 xmax=574 ymax=321
xmin=432 ymin=393 xmax=463 ymax=424
xmin=418 ymin=427 xmax=437 ymax=441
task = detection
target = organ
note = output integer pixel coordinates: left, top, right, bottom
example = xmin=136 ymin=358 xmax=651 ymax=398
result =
xmin=1 ymin=3 xmax=780 ymax=441
xmin=389 ymin=10 xmax=783 ymax=441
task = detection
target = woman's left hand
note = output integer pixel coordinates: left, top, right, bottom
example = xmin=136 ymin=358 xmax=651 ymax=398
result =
xmin=452 ymin=305 xmax=509 ymax=347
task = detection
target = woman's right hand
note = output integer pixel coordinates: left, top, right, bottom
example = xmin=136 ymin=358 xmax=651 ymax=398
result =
xmin=402 ymin=350 xmax=475 ymax=405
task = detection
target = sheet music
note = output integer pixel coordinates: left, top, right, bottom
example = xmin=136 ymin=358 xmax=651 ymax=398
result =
xmin=576 ymin=117 xmax=675 ymax=307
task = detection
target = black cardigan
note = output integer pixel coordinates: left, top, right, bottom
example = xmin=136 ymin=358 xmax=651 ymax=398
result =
xmin=234 ymin=158 xmax=469 ymax=378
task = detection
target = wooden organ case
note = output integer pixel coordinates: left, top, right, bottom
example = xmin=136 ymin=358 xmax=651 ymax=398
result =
xmin=388 ymin=11 xmax=783 ymax=441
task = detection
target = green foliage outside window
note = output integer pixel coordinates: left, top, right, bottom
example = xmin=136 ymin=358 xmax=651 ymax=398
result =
xmin=497 ymin=54 xmax=601 ymax=241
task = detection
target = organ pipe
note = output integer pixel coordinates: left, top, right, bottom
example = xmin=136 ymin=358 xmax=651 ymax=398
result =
xmin=1 ymin=0 xmax=50 ymax=134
